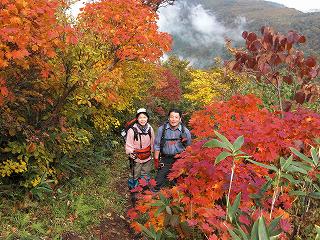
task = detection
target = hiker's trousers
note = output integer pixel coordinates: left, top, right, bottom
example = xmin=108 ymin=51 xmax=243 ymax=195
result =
xmin=155 ymin=155 xmax=178 ymax=190
xmin=129 ymin=158 xmax=152 ymax=180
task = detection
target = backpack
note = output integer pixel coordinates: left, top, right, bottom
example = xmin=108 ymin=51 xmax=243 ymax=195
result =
xmin=121 ymin=118 xmax=137 ymax=141
xmin=159 ymin=122 xmax=188 ymax=154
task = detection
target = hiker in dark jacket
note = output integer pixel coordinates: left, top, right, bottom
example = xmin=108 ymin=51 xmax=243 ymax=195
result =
xmin=153 ymin=108 xmax=191 ymax=191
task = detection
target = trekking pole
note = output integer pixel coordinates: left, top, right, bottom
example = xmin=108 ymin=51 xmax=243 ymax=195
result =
xmin=129 ymin=154 xmax=137 ymax=207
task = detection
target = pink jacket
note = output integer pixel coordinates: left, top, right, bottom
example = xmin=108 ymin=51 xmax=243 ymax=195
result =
xmin=125 ymin=123 xmax=154 ymax=163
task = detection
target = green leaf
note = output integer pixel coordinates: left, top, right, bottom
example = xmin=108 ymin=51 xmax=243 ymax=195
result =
xmin=155 ymin=231 xmax=162 ymax=240
xmin=235 ymin=223 xmax=249 ymax=240
xmin=233 ymin=135 xmax=244 ymax=151
xmin=290 ymin=147 xmax=313 ymax=165
xmin=204 ymin=139 xmax=230 ymax=150
xmin=258 ymin=216 xmax=270 ymax=240
xmin=215 ymin=151 xmax=232 ymax=165
xmin=155 ymin=205 xmax=166 ymax=217
xmin=281 ymin=155 xmax=293 ymax=171
xmin=250 ymin=219 xmax=259 ymax=240
xmin=179 ymin=221 xmax=193 ymax=235
xmin=260 ymin=180 xmax=273 ymax=194
xmin=150 ymin=201 xmax=164 ymax=207
xmin=139 ymin=223 xmax=155 ymax=238
xmin=269 ymin=215 xmax=282 ymax=235
xmin=229 ymin=192 xmax=242 ymax=222
xmin=159 ymin=193 xmax=166 ymax=203
xmin=227 ymin=228 xmax=242 ymax=240
xmin=315 ymin=225 xmax=320 ymax=240
xmin=311 ymin=147 xmax=319 ymax=166
xmin=289 ymin=190 xmax=307 ymax=196
xmin=163 ymin=229 xmax=176 ymax=239
xmin=309 ymin=192 xmax=320 ymax=199
xmin=33 ymin=185 xmax=53 ymax=193
xmin=169 ymin=214 xmax=179 ymax=227
xmin=313 ymin=183 xmax=320 ymax=192
xmin=248 ymin=159 xmax=278 ymax=172
xmin=291 ymin=161 xmax=312 ymax=171
xmin=279 ymin=157 xmax=286 ymax=168
xmin=249 ymin=194 xmax=262 ymax=199
xmin=281 ymin=173 xmax=300 ymax=184
xmin=214 ymin=131 xmax=234 ymax=150
xmin=286 ymin=164 xmax=308 ymax=175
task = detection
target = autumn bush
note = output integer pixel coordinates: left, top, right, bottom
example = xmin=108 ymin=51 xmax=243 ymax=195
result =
xmin=129 ymin=94 xmax=320 ymax=239
xmin=0 ymin=0 xmax=172 ymax=191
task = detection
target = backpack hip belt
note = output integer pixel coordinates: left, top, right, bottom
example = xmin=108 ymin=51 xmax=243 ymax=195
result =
xmin=133 ymin=145 xmax=151 ymax=160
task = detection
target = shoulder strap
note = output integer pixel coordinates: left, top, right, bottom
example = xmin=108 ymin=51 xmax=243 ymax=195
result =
xmin=132 ymin=126 xmax=152 ymax=149
xmin=181 ymin=123 xmax=185 ymax=134
xmin=147 ymin=127 xmax=152 ymax=139
xmin=131 ymin=127 xmax=139 ymax=142
xmin=160 ymin=123 xmax=167 ymax=154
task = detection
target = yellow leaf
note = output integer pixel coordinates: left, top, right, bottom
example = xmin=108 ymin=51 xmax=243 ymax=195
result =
xmin=31 ymin=45 xmax=38 ymax=51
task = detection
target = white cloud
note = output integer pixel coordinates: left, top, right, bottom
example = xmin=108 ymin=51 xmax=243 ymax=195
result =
xmin=270 ymin=0 xmax=320 ymax=12
xmin=158 ymin=2 xmax=246 ymax=48
xmin=69 ymin=1 xmax=86 ymax=17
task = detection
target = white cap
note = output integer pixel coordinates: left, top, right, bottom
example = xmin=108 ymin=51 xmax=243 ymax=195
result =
xmin=136 ymin=108 xmax=149 ymax=118
xmin=137 ymin=108 xmax=147 ymax=114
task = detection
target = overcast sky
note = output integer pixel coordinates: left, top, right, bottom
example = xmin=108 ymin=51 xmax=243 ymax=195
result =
xmin=70 ymin=0 xmax=320 ymax=17
xmin=270 ymin=0 xmax=320 ymax=12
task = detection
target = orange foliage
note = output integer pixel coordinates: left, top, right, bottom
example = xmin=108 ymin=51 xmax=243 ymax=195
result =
xmin=78 ymin=0 xmax=172 ymax=62
xmin=0 ymin=0 xmax=76 ymax=104
xmin=130 ymin=95 xmax=320 ymax=239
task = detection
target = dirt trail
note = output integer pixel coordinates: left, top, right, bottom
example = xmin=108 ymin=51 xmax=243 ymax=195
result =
xmin=62 ymin=165 xmax=142 ymax=240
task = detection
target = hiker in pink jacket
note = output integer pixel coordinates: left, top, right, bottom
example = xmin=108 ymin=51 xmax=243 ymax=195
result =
xmin=125 ymin=108 xmax=155 ymax=189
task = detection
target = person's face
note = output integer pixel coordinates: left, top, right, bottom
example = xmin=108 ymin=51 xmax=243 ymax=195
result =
xmin=137 ymin=113 xmax=148 ymax=126
xmin=168 ymin=112 xmax=181 ymax=128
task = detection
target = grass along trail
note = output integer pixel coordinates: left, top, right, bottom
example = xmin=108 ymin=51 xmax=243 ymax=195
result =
xmin=0 ymin=147 xmax=138 ymax=239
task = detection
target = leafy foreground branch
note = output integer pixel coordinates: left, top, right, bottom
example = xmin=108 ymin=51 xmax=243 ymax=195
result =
xmin=128 ymin=95 xmax=320 ymax=240
xmin=130 ymin=133 xmax=320 ymax=240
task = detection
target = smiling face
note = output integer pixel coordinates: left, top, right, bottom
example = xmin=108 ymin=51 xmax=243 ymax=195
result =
xmin=137 ymin=113 xmax=148 ymax=126
xmin=168 ymin=111 xmax=181 ymax=128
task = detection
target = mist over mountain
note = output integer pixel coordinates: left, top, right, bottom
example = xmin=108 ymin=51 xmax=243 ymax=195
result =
xmin=158 ymin=0 xmax=320 ymax=68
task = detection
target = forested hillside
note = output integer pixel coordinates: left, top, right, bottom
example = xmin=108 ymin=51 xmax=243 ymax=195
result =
xmin=166 ymin=0 xmax=320 ymax=67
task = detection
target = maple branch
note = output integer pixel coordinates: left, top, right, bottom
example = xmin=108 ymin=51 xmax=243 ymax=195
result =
xmin=42 ymin=81 xmax=79 ymax=129
xmin=107 ymin=56 xmax=120 ymax=71
xmin=41 ymin=57 xmax=78 ymax=129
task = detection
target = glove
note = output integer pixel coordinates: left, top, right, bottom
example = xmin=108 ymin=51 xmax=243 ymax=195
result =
xmin=154 ymin=158 xmax=159 ymax=169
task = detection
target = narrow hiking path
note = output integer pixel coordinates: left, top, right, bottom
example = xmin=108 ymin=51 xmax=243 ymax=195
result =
xmin=93 ymin=152 xmax=137 ymax=240
xmin=59 ymin=150 xmax=139 ymax=240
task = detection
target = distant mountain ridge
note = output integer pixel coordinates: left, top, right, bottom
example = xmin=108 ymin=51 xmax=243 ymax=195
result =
xmin=165 ymin=0 xmax=320 ymax=68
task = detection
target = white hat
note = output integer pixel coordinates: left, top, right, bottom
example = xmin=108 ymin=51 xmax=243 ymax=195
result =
xmin=136 ymin=108 xmax=149 ymax=118
xmin=137 ymin=108 xmax=147 ymax=114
